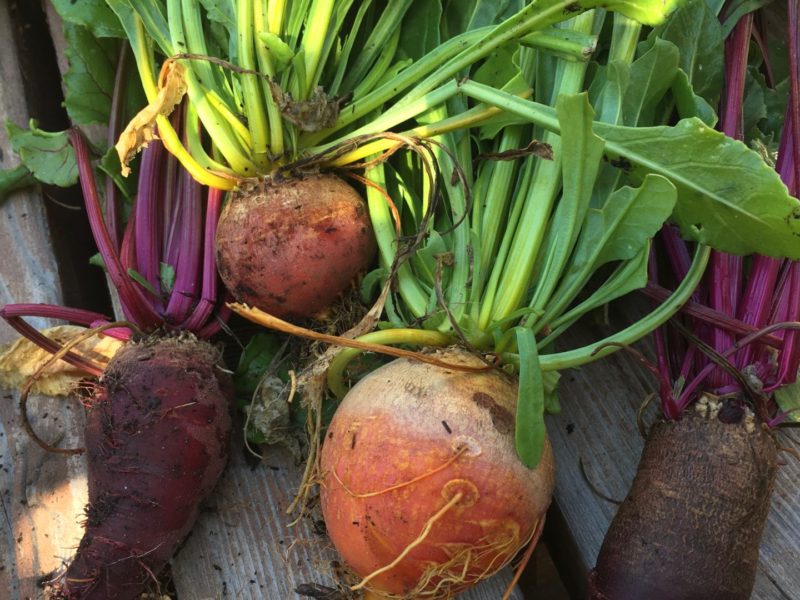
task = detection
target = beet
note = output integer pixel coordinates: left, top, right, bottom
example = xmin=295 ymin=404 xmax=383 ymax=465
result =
xmin=320 ymin=350 xmax=554 ymax=599
xmin=588 ymin=408 xmax=778 ymax=600
xmin=49 ymin=335 xmax=232 ymax=600
xmin=215 ymin=173 xmax=376 ymax=320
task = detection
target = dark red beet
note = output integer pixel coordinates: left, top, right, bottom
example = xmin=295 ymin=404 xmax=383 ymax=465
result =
xmin=50 ymin=335 xmax=232 ymax=600
xmin=588 ymin=408 xmax=777 ymax=600
xmin=215 ymin=173 xmax=376 ymax=320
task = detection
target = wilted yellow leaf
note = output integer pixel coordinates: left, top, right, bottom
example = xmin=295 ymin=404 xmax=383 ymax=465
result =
xmin=115 ymin=60 xmax=188 ymax=176
xmin=0 ymin=326 xmax=124 ymax=396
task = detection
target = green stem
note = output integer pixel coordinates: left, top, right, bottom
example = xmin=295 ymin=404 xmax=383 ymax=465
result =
xmin=520 ymin=27 xmax=597 ymax=62
xmin=397 ymin=0 xmax=591 ymax=108
xmin=167 ymin=0 xmax=256 ymax=175
xmin=237 ymin=0 xmax=271 ymax=169
xmin=302 ymin=27 xmax=491 ymax=146
xmin=352 ymin=27 xmax=402 ymax=100
xmin=366 ymin=164 xmax=429 ymax=319
xmin=310 ymin=81 xmax=461 ymax=154
xmin=510 ymin=245 xmax=711 ymax=371
xmin=254 ymin=0 xmax=285 ymax=157
xmin=480 ymin=14 xmax=595 ymax=328
xmin=327 ymin=329 xmax=454 ymax=399
xmin=267 ymin=0 xmax=286 ymax=33
xmin=608 ymin=14 xmax=642 ymax=63
xmin=302 ymin=0 xmax=335 ymax=95
xmin=339 ymin=0 xmax=412 ymax=93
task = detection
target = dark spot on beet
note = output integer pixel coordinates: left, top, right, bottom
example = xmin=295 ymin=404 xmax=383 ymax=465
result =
xmin=442 ymin=420 xmax=452 ymax=434
xmin=471 ymin=392 xmax=514 ymax=434
xmin=718 ymin=401 xmax=745 ymax=424
xmin=351 ymin=432 xmax=357 ymax=449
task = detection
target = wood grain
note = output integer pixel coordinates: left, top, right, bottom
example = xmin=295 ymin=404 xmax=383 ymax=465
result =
xmin=546 ymin=306 xmax=800 ymax=599
xmin=0 ymin=3 xmax=90 ymax=598
xmin=0 ymin=1 xmax=64 ymax=344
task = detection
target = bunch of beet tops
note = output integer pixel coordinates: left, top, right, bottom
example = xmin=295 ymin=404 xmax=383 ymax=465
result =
xmin=1 ymin=0 xmax=799 ymax=598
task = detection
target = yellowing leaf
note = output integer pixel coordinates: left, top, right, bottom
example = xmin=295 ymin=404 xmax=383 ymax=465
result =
xmin=115 ymin=60 xmax=188 ymax=176
xmin=0 ymin=326 xmax=123 ymax=396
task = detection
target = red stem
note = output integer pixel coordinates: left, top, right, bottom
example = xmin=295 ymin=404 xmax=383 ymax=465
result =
xmin=69 ymin=130 xmax=161 ymax=330
xmin=0 ymin=304 xmax=111 ymax=376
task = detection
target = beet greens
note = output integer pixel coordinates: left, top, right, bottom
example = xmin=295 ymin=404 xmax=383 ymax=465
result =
xmin=651 ymin=0 xmax=800 ymax=421
xmin=318 ymin=5 xmax=800 ymax=467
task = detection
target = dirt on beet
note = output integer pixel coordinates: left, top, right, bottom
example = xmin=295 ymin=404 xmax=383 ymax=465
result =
xmin=49 ymin=335 xmax=233 ymax=600
xmin=215 ymin=173 xmax=376 ymax=321
xmin=588 ymin=406 xmax=778 ymax=600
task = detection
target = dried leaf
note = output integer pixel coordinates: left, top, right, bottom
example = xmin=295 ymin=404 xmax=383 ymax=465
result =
xmin=115 ymin=60 xmax=187 ymax=176
xmin=0 ymin=326 xmax=123 ymax=396
xmin=476 ymin=139 xmax=553 ymax=162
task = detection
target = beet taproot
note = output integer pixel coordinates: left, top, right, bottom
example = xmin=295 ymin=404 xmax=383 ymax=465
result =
xmin=215 ymin=173 xmax=376 ymax=320
xmin=49 ymin=335 xmax=232 ymax=600
xmin=588 ymin=405 xmax=778 ymax=600
xmin=320 ymin=350 xmax=554 ymax=599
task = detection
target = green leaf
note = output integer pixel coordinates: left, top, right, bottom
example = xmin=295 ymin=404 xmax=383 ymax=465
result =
xmin=622 ymin=38 xmax=680 ymax=126
xmin=589 ymin=0 xmax=685 ymax=25
xmin=258 ymin=32 xmax=295 ymax=74
xmin=0 ymin=165 xmax=36 ymax=203
xmin=775 ymin=381 xmax=800 ymax=424
xmin=234 ymin=333 xmax=283 ymax=399
xmin=531 ymin=93 xmax=605 ymax=312
xmin=473 ymin=45 xmax=522 ymax=90
xmin=63 ymin=24 xmax=119 ymax=125
xmin=547 ymin=245 xmax=650 ymax=337
xmin=671 ymin=69 xmax=718 ymax=126
xmin=540 ymin=175 xmax=676 ymax=327
xmin=199 ymin=0 xmax=236 ymax=33
xmin=50 ymin=0 xmax=126 ymax=38
xmin=720 ymin=0 xmax=774 ymax=37
xmin=159 ymin=262 xmax=175 ymax=294
xmin=398 ymin=0 xmax=441 ymax=60
xmin=89 ymin=252 xmax=106 ymax=270
xmin=99 ymin=147 xmax=135 ymax=200
xmin=459 ymin=83 xmax=800 ymax=259
xmin=6 ymin=121 xmax=78 ymax=188
xmin=127 ymin=268 xmax=159 ymax=296
xmin=593 ymin=118 xmax=800 ymax=258
xmin=594 ymin=176 xmax=677 ymax=266
xmin=443 ymin=0 xmax=519 ymax=37
xmin=514 ymin=328 xmax=546 ymax=468
xmin=649 ymin=0 xmax=724 ymax=104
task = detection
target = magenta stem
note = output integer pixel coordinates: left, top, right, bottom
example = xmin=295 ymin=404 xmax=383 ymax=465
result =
xmin=69 ymin=130 xmax=161 ymax=330
xmin=180 ymin=187 xmax=224 ymax=331
xmin=0 ymin=304 xmax=111 ymax=376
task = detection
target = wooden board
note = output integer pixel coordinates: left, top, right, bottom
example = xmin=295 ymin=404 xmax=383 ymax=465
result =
xmin=0 ymin=1 xmax=64 ymax=344
xmin=544 ymin=307 xmax=800 ymax=600
xmin=0 ymin=3 xmax=89 ymax=598
xmin=172 ymin=435 xmax=525 ymax=600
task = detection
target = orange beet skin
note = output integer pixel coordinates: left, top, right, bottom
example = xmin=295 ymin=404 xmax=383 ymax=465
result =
xmin=320 ymin=351 xmax=554 ymax=599
xmin=216 ymin=173 xmax=376 ymax=320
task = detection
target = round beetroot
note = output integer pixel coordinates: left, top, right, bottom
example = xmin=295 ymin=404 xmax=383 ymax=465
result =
xmin=215 ymin=173 xmax=376 ymax=320
xmin=320 ymin=350 xmax=554 ymax=599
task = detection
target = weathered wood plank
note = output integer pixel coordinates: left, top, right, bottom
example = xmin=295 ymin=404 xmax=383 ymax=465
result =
xmin=172 ymin=435 xmax=525 ymax=600
xmin=0 ymin=4 xmax=93 ymax=599
xmin=545 ymin=306 xmax=800 ymax=599
xmin=0 ymin=391 xmax=88 ymax=600
xmin=0 ymin=2 xmax=64 ymax=344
